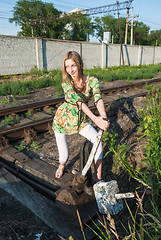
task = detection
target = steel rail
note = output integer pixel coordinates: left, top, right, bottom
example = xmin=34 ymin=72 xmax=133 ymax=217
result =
xmin=0 ymin=78 xmax=160 ymax=117
xmin=0 ymin=158 xmax=57 ymax=200
xmin=101 ymin=78 xmax=161 ymax=94
xmin=0 ymin=117 xmax=53 ymax=134
xmin=0 ymin=97 xmax=64 ymax=117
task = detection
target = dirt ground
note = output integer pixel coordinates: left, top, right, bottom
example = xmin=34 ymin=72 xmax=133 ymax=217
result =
xmin=0 ymin=77 xmax=157 ymax=239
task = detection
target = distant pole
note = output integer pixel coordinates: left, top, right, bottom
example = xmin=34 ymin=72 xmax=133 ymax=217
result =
xmin=117 ymin=1 xmax=124 ymax=65
xmin=86 ymin=33 xmax=89 ymax=42
xmin=130 ymin=8 xmax=134 ymax=45
xmin=125 ymin=8 xmax=129 ymax=45
xmin=31 ymin=25 xmax=34 ymax=37
xmin=112 ymin=35 xmax=114 ymax=44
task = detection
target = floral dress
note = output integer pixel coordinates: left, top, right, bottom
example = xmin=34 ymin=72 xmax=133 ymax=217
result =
xmin=52 ymin=76 xmax=102 ymax=135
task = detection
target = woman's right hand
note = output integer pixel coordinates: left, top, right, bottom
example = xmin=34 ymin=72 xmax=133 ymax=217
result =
xmin=94 ymin=116 xmax=110 ymax=131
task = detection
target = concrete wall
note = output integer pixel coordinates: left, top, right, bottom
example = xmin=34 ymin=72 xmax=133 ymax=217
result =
xmin=0 ymin=35 xmax=161 ymax=76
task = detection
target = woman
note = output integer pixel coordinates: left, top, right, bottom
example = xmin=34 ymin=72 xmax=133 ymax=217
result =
xmin=52 ymin=51 xmax=110 ymax=181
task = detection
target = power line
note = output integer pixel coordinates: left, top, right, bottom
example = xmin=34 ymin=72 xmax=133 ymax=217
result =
xmin=139 ymin=18 xmax=161 ymax=28
xmin=51 ymin=0 xmax=89 ymax=10
xmin=31 ymin=0 xmax=134 ymax=26
xmin=147 ymin=0 xmax=161 ymax=7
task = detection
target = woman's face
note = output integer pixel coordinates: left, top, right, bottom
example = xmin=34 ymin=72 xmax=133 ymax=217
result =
xmin=65 ymin=59 xmax=78 ymax=80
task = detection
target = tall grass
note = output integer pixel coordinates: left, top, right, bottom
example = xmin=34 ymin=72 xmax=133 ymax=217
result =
xmin=74 ymin=88 xmax=161 ymax=239
xmin=99 ymin=87 xmax=161 ymax=239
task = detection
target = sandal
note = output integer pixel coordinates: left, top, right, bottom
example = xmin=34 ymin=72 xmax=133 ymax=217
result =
xmin=55 ymin=165 xmax=65 ymax=179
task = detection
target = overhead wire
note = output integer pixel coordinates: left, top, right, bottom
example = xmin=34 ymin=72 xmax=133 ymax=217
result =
xmin=147 ymin=0 xmax=160 ymax=7
xmin=48 ymin=0 xmax=89 ymax=9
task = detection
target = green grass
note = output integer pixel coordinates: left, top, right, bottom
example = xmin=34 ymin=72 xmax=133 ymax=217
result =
xmin=0 ymin=63 xmax=161 ymax=97
xmin=84 ymin=63 xmax=161 ymax=82
xmin=1 ymin=114 xmax=21 ymax=125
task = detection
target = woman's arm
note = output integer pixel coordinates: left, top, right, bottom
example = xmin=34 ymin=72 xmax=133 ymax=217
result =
xmin=77 ymin=101 xmax=110 ymax=131
xmin=95 ymin=98 xmax=107 ymax=119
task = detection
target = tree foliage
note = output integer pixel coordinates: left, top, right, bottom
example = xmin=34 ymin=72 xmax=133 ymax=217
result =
xmin=93 ymin=15 xmax=161 ymax=46
xmin=148 ymin=29 xmax=161 ymax=46
xmin=94 ymin=15 xmax=128 ymax=43
xmin=9 ymin=0 xmax=94 ymax=40
xmin=9 ymin=0 xmax=63 ymax=38
xmin=63 ymin=13 xmax=94 ymax=41
xmin=133 ymin=21 xmax=150 ymax=45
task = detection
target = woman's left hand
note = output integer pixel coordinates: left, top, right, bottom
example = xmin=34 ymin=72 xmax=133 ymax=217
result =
xmin=95 ymin=116 xmax=110 ymax=131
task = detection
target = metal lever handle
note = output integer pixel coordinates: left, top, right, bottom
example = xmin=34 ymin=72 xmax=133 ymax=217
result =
xmin=81 ymin=129 xmax=103 ymax=177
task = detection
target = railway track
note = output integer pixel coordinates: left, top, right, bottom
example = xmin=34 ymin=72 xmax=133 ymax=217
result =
xmin=0 ymin=77 xmax=161 ymax=141
xmin=0 ymin=77 xmax=161 ymax=117
xmin=0 ymin=77 xmax=161 ymax=238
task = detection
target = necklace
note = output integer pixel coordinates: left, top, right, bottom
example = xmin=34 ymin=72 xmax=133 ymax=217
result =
xmin=72 ymin=78 xmax=86 ymax=93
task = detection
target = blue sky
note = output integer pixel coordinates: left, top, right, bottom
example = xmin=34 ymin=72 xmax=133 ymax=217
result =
xmin=0 ymin=0 xmax=161 ymax=41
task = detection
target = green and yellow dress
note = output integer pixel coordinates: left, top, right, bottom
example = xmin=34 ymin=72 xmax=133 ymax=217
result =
xmin=52 ymin=76 xmax=102 ymax=135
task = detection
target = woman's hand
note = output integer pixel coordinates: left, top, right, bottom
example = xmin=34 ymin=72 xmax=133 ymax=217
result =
xmin=94 ymin=116 xmax=110 ymax=131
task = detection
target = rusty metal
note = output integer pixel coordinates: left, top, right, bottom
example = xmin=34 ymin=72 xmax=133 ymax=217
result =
xmin=0 ymin=97 xmax=64 ymax=117
xmin=24 ymin=128 xmax=37 ymax=145
xmin=0 ymin=136 xmax=9 ymax=151
xmin=0 ymin=117 xmax=53 ymax=141
xmin=55 ymin=186 xmax=98 ymax=224
xmin=101 ymin=78 xmax=161 ymax=95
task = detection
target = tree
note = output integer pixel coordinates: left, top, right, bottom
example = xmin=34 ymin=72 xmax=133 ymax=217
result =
xmin=9 ymin=0 xmax=64 ymax=38
xmin=149 ymin=30 xmax=161 ymax=46
xmin=63 ymin=13 xmax=94 ymax=41
xmin=9 ymin=0 xmax=94 ymax=41
xmin=94 ymin=15 xmax=127 ymax=44
xmin=133 ymin=21 xmax=150 ymax=45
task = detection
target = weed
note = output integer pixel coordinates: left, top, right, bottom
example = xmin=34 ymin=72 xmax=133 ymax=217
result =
xmin=15 ymin=141 xmax=26 ymax=151
xmin=103 ymin=132 xmax=134 ymax=177
xmin=10 ymin=95 xmax=20 ymax=106
xmin=44 ymin=107 xmax=53 ymax=115
xmin=0 ymin=96 xmax=10 ymax=105
xmin=34 ymin=117 xmax=44 ymax=121
xmin=137 ymin=87 xmax=161 ymax=202
xmin=30 ymin=141 xmax=41 ymax=150
xmin=25 ymin=109 xmax=34 ymax=118
xmin=1 ymin=115 xmax=20 ymax=125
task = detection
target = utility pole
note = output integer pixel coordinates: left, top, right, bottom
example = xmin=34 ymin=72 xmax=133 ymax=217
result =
xmin=130 ymin=8 xmax=134 ymax=45
xmin=117 ymin=1 xmax=124 ymax=65
xmin=124 ymin=7 xmax=129 ymax=44
xmin=31 ymin=25 xmax=34 ymax=37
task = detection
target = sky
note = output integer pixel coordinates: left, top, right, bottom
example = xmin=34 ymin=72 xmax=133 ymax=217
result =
xmin=0 ymin=0 xmax=161 ymax=42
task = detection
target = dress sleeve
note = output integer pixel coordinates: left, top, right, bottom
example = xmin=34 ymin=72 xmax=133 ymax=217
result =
xmin=62 ymin=81 xmax=83 ymax=104
xmin=90 ymin=77 xmax=102 ymax=103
